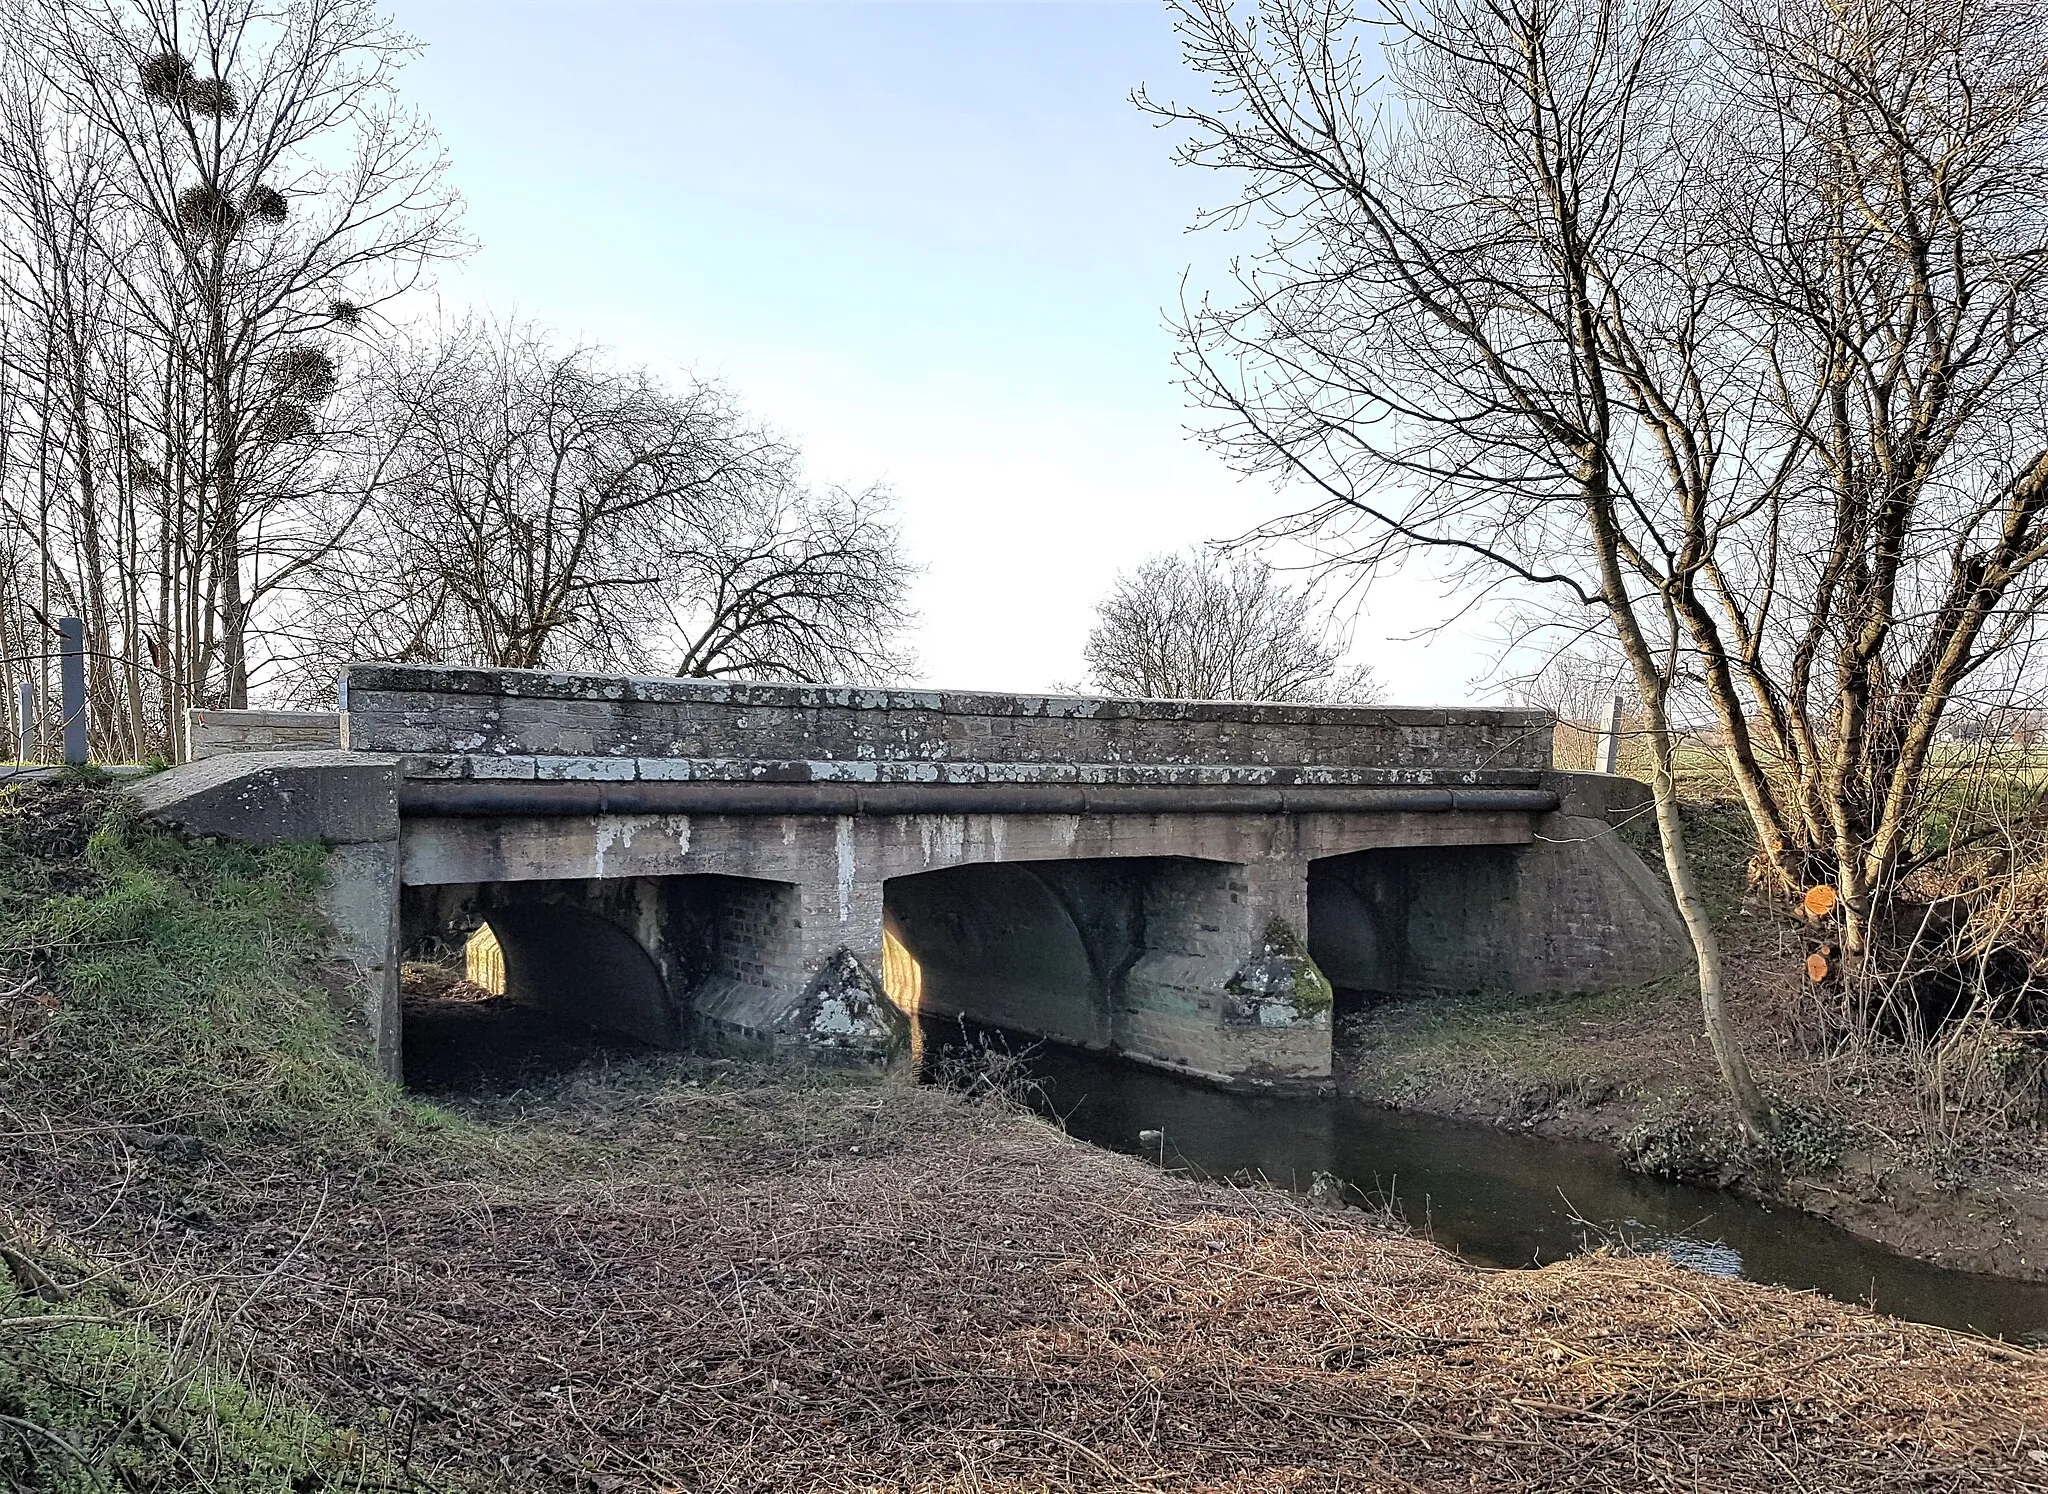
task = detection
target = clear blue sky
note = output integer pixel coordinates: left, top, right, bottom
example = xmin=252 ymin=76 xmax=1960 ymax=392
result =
xmin=397 ymin=0 xmax=1492 ymax=699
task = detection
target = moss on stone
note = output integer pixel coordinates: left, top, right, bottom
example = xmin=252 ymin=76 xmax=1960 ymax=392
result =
xmin=1262 ymin=918 xmax=1334 ymax=1012
xmin=1224 ymin=918 xmax=1334 ymax=1022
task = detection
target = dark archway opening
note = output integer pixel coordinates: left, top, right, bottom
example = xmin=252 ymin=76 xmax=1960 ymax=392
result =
xmin=885 ymin=861 xmax=1107 ymax=1049
xmin=399 ymin=885 xmax=674 ymax=1094
xmin=883 ymin=857 xmax=1220 ymax=1062
xmin=398 ymin=873 xmax=804 ymax=1092
xmin=1308 ymin=845 xmax=1524 ymax=1073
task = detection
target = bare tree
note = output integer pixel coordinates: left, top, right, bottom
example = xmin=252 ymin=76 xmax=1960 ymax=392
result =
xmin=1509 ymin=643 xmax=1647 ymax=771
xmin=278 ymin=322 xmax=914 ymax=692
xmin=663 ymin=475 xmax=915 ymax=684
xmin=1082 ymin=549 xmax=1382 ymax=702
xmin=1149 ymin=0 xmax=2048 ymax=1131
xmin=1145 ymin=0 xmax=1777 ymax=1132
xmin=1697 ymin=0 xmax=2048 ymax=958
xmin=0 ymin=0 xmax=461 ymax=755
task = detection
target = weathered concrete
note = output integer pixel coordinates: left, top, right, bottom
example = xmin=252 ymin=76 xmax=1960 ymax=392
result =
xmin=397 ymin=802 xmax=1556 ymax=1083
xmin=319 ymin=842 xmax=402 ymax=1074
xmin=186 ymin=708 xmax=342 ymax=761
xmin=128 ymin=666 xmax=1689 ymax=1088
xmin=131 ymin=751 xmax=400 ymax=1074
xmin=339 ymin=663 xmax=1554 ymax=773
xmin=1542 ymin=769 xmax=1655 ymax=824
xmin=131 ymin=750 xmax=396 ymax=844
xmin=885 ymin=856 xmax=1332 ymax=1081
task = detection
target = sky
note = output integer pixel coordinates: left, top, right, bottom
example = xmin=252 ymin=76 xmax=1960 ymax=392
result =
xmin=395 ymin=0 xmax=1502 ymax=701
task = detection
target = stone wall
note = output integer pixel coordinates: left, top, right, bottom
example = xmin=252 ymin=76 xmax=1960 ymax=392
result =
xmin=1306 ymin=812 xmax=1689 ymax=999
xmin=340 ymin=663 xmax=1552 ymax=774
xmin=186 ymin=709 xmax=341 ymax=760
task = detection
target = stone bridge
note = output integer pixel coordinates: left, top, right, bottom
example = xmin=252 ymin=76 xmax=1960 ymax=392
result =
xmin=134 ymin=664 xmax=1688 ymax=1087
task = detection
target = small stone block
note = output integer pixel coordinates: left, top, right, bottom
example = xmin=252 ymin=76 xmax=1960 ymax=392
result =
xmin=535 ymin=756 xmax=636 ymax=781
xmin=399 ymin=754 xmax=466 ymax=780
xmin=465 ymin=755 xmax=539 ymax=780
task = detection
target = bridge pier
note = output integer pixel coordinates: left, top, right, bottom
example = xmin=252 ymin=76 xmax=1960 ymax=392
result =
xmin=1117 ymin=857 xmax=1331 ymax=1083
xmin=688 ymin=866 xmax=906 ymax=1062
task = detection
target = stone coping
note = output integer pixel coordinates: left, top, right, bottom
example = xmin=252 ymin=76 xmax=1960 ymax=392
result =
xmin=1 ymin=763 xmax=150 ymax=782
xmin=189 ymin=708 xmax=341 ymax=725
xmin=341 ymin=663 xmax=1551 ymax=729
xmin=397 ymin=754 xmax=1548 ymax=787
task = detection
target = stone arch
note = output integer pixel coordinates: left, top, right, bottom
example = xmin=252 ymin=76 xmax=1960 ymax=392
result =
xmin=1306 ymin=853 xmax=1404 ymax=994
xmin=883 ymin=861 xmax=1109 ymax=1048
xmin=475 ymin=899 xmax=678 ymax=1046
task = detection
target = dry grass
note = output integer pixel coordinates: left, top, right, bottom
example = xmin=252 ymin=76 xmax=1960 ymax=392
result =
xmin=21 ymin=1060 xmax=2043 ymax=1493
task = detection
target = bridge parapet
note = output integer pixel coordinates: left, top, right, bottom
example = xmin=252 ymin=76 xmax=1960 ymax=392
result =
xmin=338 ymin=664 xmax=1553 ymax=773
xmin=394 ymin=755 xmax=1546 ymax=788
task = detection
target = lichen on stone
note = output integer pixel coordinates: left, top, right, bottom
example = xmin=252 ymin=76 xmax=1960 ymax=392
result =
xmin=1222 ymin=917 xmax=1334 ymax=1026
xmin=782 ymin=948 xmax=910 ymax=1058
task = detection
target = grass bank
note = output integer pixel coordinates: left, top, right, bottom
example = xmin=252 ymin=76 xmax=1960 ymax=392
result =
xmin=4 ymin=784 xmax=2048 ymax=1491
xmin=0 ymin=781 xmax=446 ymax=1490
xmin=0 ymin=779 xmax=421 ymax=1157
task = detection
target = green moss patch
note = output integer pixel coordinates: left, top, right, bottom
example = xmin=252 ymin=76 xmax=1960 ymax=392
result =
xmin=0 ymin=1228 xmax=417 ymax=1493
xmin=0 ymin=784 xmax=421 ymax=1159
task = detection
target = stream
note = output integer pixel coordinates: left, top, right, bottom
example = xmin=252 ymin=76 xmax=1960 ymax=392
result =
xmin=923 ymin=1021 xmax=2048 ymax=1342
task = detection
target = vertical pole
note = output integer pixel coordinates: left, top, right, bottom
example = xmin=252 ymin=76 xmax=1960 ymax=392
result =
xmin=14 ymin=681 xmax=32 ymax=763
xmin=59 ymin=615 xmax=87 ymax=765
xmin=1596 ymin=694 xmax=1624 ymax=775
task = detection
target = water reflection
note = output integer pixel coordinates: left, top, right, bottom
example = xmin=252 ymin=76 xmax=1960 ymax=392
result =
xmin=924 ymin=1022 xmax=2048 ymax=1342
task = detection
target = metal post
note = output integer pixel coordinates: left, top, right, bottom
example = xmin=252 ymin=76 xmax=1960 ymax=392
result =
xmin=14 ymin=681 xmax=32 ymax=763
xmin=1596 ymin=694 xmax=1624 ymax=775
xmin=58 ymin=616 xmax=87 ymax=765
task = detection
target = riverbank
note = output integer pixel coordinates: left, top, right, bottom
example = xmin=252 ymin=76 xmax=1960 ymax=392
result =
xmin=7 ymin=784 xmax=2048 ymax=1489
xmin=1336 ymin=804 xmax=2048 ymax=1281
xmin=11 ymin=1056 xmax=2048 ymax=1491
xmin=1338 ymin=979 xmax=2048 ymax=1278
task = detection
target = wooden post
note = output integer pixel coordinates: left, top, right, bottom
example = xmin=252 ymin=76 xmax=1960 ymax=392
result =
xmin=14 ymin=682 xmax=32 ymax=763
xmin=1596 ymin=695 xmax=1624 ymax=775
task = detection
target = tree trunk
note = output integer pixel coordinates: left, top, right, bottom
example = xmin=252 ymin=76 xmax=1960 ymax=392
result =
xmin=1641 ymin=691 xmax=1775 ymax=1141
xmin=1587 ymin=472 xmax=1776 ymax=1140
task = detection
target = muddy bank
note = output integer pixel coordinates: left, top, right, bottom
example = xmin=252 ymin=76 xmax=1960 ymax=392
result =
xmin=1335 ymin=991 xmax=2048 ymax=1284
